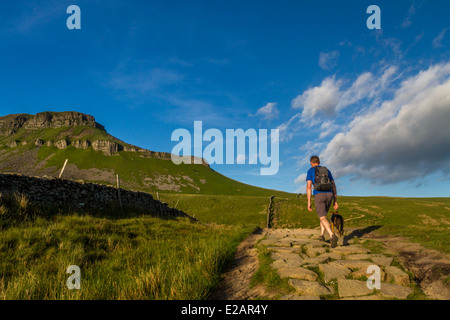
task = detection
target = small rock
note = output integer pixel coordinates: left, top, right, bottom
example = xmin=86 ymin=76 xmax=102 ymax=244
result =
xmin=334 ymin=260 xmax=375 ymax=271
xmin=346 ymin=254 xmax=372 ymax=261
xmin=319 ymin=263 xmax=352 ymax=282
xmin=288 ymin=279 xmax=334 ymax=296
xmin=370 ymin=255 xmax=393 ymax=267
xmin=379 ymin=283 xmax=413 ymax=299
xmin=331 ymin=245 xmax=370 ymax=255
xmin=272 ymin=261 xmax=318 ymax=281
xmin=280 ymin=294 xmax=321 ymax=300
xmin=385 ymin=266 xmax=410 ymax=286
xmin=338 ymin=279 xmax=374 ymax=298
xmin=340 ymin=295 xmax=382 ymax=300
xmin=271 ymin=252 xmax=304 ymax=265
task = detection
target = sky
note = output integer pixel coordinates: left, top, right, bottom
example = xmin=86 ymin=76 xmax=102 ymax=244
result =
xmin=1 ymin=0 xmax=449 ymax=197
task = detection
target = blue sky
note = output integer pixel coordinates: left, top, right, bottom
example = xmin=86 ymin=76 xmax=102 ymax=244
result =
xmin=1 ymin=0 xmax=449 ymax=197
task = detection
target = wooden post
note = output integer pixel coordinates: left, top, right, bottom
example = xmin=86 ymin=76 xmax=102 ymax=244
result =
xmin=266 ymin=195 xmax=275 ymax=228
xmin=59 ymin=159 xmax=68 ymax=179
xmin=116 ymin=174 xmax=122 ymax=209
xmin=156 ymin=192 xmax=159 ymax=200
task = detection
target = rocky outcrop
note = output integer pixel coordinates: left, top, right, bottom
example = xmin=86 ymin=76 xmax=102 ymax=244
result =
xmin=0 ymin=114 xmax=30 ymax=136
xmin=0 ymin=111 xmax=105 ymax=136
xmin=0 ymin=111 xmax=210 ymax=166
xmin=54 ymin=139 xmax=69 ymax=149
xmin=72 ymin=140 xmax=91 ymax=149
xmin=91 ymin=140 xmax=121 ymax=155
xmin=6 ymin=141 xmax=17 ymax=148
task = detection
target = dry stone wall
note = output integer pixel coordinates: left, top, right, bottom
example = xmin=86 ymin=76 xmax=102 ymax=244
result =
xmin=0 ymin=173 xmax=194 ymax=220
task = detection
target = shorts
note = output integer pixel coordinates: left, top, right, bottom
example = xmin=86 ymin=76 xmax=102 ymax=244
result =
xmin=314 ymin=192 xmax=334 ymax=218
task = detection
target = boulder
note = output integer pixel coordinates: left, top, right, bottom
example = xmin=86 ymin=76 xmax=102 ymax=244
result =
xmin=92 ymin=140 xmax=120 ymax=156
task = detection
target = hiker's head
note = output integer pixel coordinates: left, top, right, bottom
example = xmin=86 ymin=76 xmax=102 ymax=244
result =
xmin=310 ymin=155 xmax=320 ymax=167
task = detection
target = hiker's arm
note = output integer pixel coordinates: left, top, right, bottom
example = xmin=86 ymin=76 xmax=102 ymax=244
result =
xmin=306 ymin=180 xmax=312 ymax=211
xmin=332 ymin=180 xmax=338 ymax=209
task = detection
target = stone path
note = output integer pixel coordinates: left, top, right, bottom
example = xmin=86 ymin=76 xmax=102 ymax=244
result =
xmin=260 ymin=228 xmax=415 ymax=300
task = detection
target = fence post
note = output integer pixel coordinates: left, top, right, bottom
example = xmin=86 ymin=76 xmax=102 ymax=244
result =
xmin=266 ymin=195 xmax=275 ymax=228
xmin=116 ymin=174 xmax=122 ymax=210
xmin=59 ymin=159 xmax=69 ymax=179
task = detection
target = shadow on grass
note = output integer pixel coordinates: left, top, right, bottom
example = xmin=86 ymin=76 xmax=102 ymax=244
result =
xmin=343 ymin=225 xmax=383 ymax=245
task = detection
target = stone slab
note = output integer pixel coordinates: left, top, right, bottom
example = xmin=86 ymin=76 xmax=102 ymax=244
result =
xmin=338 ymin=279 xmax=374 ymax=298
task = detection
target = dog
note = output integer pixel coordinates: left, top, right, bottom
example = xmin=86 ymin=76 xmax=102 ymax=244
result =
xmin=330 ymin=211 xmax=344 ymax=238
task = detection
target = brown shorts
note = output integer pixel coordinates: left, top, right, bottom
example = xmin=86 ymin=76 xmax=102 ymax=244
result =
xmin=314 ymin=192 xmax=334 ymax=218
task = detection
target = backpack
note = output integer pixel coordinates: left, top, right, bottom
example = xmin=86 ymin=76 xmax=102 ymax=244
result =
xmin=314 ymin=166 xmax=333 ymax=191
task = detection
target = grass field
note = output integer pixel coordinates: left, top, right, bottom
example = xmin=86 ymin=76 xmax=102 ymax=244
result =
xmin=0 ymin=193 xmax=252 ymax=299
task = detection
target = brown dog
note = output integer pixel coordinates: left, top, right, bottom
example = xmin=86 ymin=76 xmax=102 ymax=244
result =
xmin=330 ymin=211 xmax=344 ymax=238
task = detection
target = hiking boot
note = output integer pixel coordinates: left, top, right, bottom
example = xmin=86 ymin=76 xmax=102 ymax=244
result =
xmin=331 ymin=235 xmax=338 ymax=248
xmin=318 ymin=235 xmax=326 ymax=242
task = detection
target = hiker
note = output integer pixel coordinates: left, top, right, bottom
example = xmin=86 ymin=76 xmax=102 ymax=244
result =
xmin=306 ymin=155 xmax=339 ymax=247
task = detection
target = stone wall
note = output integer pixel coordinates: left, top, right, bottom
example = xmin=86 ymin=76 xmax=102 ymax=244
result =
xmin=0 ymin=173 xmax=194 ymax=220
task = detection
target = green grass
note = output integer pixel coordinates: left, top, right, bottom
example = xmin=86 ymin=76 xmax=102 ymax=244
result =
xmin=0 ymin=193 xmax=251 ymax=300
xmin=158 ymin=193 xmax=274 ymax=227
xmin=250 ymin=244 xmax=294 ymax=298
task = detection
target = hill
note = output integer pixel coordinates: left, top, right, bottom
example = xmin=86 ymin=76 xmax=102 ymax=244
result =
xmin=0 ymin=111 xmax=292 ymax=197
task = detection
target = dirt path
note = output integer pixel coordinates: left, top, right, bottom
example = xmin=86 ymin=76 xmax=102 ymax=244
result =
xmin=212 ymin=227 xmax=450 ymax=300
xmin=212 ymin=229 xmax=266 ymax=300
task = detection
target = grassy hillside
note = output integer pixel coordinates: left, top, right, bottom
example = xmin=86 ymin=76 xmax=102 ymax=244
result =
xmin=0 ymin=123 xmax=292 ymax=197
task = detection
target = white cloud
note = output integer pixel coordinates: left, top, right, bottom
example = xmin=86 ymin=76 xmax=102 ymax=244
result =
xmin=294 ymin=173 xmax=307 ymax=193
xmin=6 ymin=0 xmax=65 ymax=34
xmin=401 ymin=2 xmax=416 ymax=28
xmin=433 ymin=27 xmax=449 ymax=48
xmin=318 ymin=50 xmax=340 ymax=70
xmin=291 ymin=77 xmax=342 ymax=121
xmin=280 ymin=66 xmax=401 ymax=143
xmin=337 ymin=66 xmax=399 ymax=111
xmin=277 ymin=113 xmax=301 ymax=142
xmin=255 ymin=102 xmax=279 ymax=121
xmin=321 ymin=62 xmax=450 ymax=185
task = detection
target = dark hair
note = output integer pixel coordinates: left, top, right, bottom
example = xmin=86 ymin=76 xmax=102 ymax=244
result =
xmin=310 ymin=155 xmax=320 ymax=164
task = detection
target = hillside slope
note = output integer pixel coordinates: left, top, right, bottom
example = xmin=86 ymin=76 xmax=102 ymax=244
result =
xmin=0 ymin=111 xmax=291 ymax=197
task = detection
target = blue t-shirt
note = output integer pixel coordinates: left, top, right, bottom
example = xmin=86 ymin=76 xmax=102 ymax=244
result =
xmin=306 ymin=166 xmax=334 ymax=196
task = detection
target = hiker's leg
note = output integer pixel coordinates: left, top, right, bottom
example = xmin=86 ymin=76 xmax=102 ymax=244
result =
xmin=319 ymin=216 xmax=334 ymax=239
xmin=315 ymin=193 xmax=333 ymax=238
xmin=320 ymin=220 xmax=325 ymax=236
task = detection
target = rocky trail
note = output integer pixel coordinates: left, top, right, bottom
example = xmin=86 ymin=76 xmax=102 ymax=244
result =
xmin=213 ymin=227 xmax=450 ymax=300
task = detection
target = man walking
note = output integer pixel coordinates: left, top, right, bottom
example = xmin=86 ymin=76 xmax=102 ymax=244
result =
xmin=306 ymin=155 xmax=339 ymax=248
